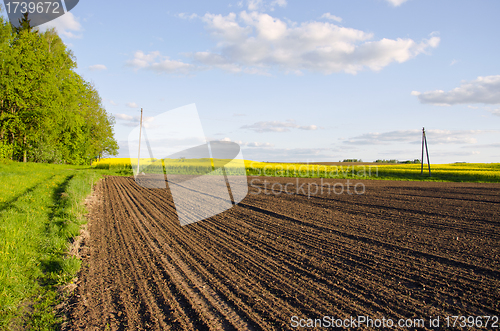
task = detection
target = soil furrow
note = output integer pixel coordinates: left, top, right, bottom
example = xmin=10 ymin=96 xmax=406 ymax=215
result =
xmin=64 ymin=176 xmax=500 ymax=330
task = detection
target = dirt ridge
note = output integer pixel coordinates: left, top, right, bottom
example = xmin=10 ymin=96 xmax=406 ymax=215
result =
xmin=64 ymin=176 xmax=500 ymax=330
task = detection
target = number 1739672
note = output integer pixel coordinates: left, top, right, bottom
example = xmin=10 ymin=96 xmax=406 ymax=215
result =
xmin=5 ymin=2 xmax=61 ymax=15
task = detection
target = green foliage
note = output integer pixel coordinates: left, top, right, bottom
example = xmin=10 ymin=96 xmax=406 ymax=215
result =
xmin=27 ymin=139 xmax=64 ymax=164
xmin=0 ymin=13 xmax=118 ymax=165
xmin=342 ymin=159 xmax=362 ymax=162
xmin=375 ymin=159 xmax=399 ymax=163
xmin=0 ymin=141 xmax=13 ymax=159
xmin=12 ymin=12 xmax=34 ymax=34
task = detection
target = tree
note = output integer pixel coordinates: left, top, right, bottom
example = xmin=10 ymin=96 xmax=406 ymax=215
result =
xmin=0 ymin=10 xmax=118 ymax=164
xmin=0 ymin=12 xmax=14 ymax=159
xmin=12 ymin=12 xmax=33 ymax=34
xmin=3 ymin=23 xmax=60 ymax=162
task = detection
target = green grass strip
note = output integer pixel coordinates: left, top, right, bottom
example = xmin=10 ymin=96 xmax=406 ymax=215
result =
xmin=0 ymin=161 xmax=101 ymax=330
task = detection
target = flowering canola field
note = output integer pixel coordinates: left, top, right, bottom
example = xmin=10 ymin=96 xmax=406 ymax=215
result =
xmin=93 ymin=158 xmax=500 ymax=183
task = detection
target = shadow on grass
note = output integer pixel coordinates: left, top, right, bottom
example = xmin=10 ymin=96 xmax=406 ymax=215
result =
xmin=0 ymin=175 xmax=56 ymax=213
xmin=39 ymin=174 xmax=78 ymax=287
xmin=48 ymin=174 xmax=74 ymax=227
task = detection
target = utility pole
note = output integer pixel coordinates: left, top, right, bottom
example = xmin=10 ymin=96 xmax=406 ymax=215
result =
xmin=421 ymin=128 xmax=425 ymax=175
xmin=421 ymin=127 xmax=431 ymax=176
xmin=424 ymin=128 xmax=431 ymax=176
xmin=137 ymin=108 xmax=143 ymax=175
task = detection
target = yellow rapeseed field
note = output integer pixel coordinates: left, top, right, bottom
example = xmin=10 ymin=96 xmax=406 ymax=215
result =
xmin=93 ymin=158 xmax=500 ymax=182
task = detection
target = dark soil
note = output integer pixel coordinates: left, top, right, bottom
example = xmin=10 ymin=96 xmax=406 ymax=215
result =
xmin=63 ymin=176 xmax=500 ymax=330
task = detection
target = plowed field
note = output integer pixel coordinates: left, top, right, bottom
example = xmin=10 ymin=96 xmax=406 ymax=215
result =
xmin=64 ymin=176 xmax=500 ymax=330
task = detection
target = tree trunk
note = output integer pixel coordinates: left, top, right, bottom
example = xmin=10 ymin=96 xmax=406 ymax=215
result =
xmin=23 ymin=135 xmax=27 ymax=163
xmin=0 ymin=100 xmax=3 ymax=141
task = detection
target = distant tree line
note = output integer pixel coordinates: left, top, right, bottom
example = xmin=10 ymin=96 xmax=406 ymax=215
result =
xmin=0 ymin=12 xmax=117 ymax=164
xmin=374 ymin=159 xmax=421 ymax=164
xmin=339 ymin=159 xmax=421 ymax=163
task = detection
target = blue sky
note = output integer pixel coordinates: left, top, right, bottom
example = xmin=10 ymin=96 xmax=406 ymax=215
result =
xmin=4 ymin=0 xmax=500 ymax=162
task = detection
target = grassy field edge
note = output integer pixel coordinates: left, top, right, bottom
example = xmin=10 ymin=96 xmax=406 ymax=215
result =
xmin=0 ymin=161 xmax=103 ymax=330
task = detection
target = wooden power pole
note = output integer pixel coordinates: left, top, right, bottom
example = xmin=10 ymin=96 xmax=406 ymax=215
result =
xmin=137 ymin=108 xmax=143 ymax=175
xmin=421 ymin=127 xmax=431 ymax=176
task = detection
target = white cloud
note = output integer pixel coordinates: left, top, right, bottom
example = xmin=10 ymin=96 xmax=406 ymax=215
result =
xmin=241 ymin=120 xmax=318 ymax=132
xmin=190 ymin=11 xmax=439 ymax=75
xmin=273 ymin=0 xmax=287 ymax=5
xmin=385 ymin=0 xmax=409 ymax=6
xmin=218 ymin=137 xmax=275 ymax=147
xmin=489 ymin=108 xmax=500 ymax=116
xmin=115 ymin=114 xmax=133 ymax=121
xmin=450 ymin=59 xmax=459 ymax=66
xmin=321 ymin=13 xmax=342 ymax=23
xmin=134 ymin=6 xmax=440 ymax=76
xmin=126 ymin=102 xmax=139 ymax=108
xmin=177 ymin=13 xmax=199 ymax=20
xmin=126 ymin=51 xmax=197 ymax=74
xmin=102 ymin=98 xmax=117 ymax=106
xmin=300 ymin=125 xmax=318 ymax=130
xmin=462 ymin=142 xmax=500 ymax=149
xmin=38 ymin=12 xmax=83 ymax=38
xmin=114 ymin=113 xmax=154 ymax=127
xmin=413 ymin=75 xmax=500 ymax=106
xmin=141 ymin=5 xmax=438 ymax=76
xmin=343 ymin=129 xmax=492 ymax=145
xmin=243 ymin=147 xmax=339 ymax=162
xmin=89 ymin=64 xmax=107 ymax=71
xmin=246 ymin=141 xmax=274 ymax=147
xmin=248 ymin=0 xmax=263 ymax=11
xmin=246 ymin=0 xmax=286 ymax=11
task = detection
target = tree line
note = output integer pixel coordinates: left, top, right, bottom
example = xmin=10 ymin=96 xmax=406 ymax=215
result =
xmin=374 ymin=159 xmax=421 ymax=164
xmin=0 ymin=12 xmax=118 ymax=164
